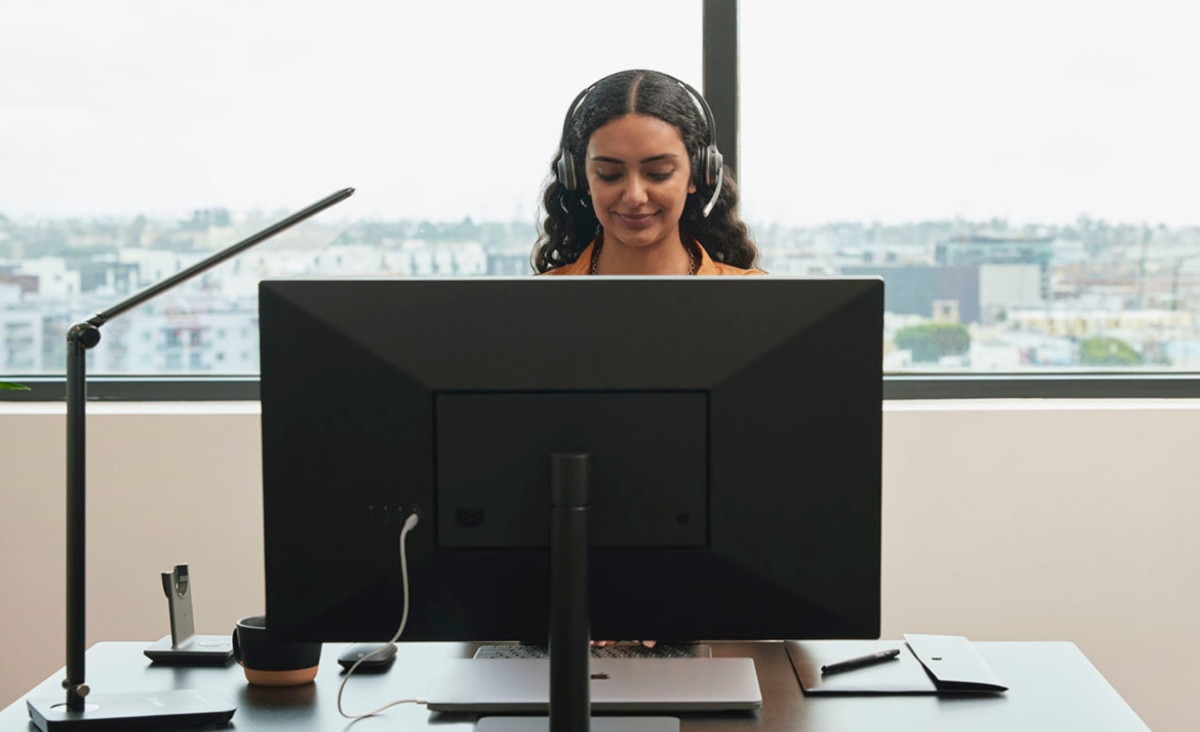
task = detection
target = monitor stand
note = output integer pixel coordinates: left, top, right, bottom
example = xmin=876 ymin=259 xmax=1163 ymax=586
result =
xmin=541 ymin=453 xmax=678 ymax=732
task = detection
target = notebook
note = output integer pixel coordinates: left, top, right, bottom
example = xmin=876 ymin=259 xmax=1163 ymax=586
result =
xmin=425 ymin=657 xmax=762 ymax=713
xmin=786 ymin=634 xmax=1007 ymax=694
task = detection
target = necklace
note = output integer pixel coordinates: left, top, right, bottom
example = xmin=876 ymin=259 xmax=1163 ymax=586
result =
xmin=589 ymin=238 xmax=697 ymax=276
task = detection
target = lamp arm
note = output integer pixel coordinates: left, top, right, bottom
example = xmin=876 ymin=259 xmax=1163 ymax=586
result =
xmin=89 ymin=187 xmax=353 ymax=328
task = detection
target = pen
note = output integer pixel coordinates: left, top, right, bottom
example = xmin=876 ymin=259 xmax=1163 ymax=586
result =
xmin=820 ymin=648 xmax=901 ymax=675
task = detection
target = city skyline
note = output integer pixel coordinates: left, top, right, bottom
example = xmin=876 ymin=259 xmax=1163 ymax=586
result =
xmin=5 ymin=205 xmax=1200 ymax=377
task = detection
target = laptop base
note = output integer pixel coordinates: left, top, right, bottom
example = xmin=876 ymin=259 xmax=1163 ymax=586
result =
xmin=476 ymin=717 xmax=679 ymax=732
xmin=427 ymin=657 xmax=761 ymax=713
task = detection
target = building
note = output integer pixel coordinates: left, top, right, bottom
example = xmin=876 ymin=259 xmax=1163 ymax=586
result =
xmin=936 ymin=234 xmax=1054 ymax=300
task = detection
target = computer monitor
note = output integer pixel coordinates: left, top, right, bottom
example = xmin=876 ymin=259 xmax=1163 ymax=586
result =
xmin=258 ymin=276 xmax=882 ymax=644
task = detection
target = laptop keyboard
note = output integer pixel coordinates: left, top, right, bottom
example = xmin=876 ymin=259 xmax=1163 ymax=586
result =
xmin=473 ymin=643 xmax=712 ymax=660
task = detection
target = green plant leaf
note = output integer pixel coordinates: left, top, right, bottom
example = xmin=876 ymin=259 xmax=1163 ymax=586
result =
xmin=0 ymin=381 xmax=30 ymax=391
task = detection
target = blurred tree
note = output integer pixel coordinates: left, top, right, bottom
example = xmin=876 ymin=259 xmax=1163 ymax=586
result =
xmin=895 ymin=323 xmax=970 ymax=363
xmin=1079 ymin=337 xmax=1142 ymax=366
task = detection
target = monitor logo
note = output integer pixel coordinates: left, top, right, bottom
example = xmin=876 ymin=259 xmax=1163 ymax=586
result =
xmin=590 ymin=672 xmax=611 ymax=680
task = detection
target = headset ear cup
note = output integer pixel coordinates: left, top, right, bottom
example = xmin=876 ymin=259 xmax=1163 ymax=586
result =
xmin=692 ymin=149 xmax=708 ymax=189
xmin=692 ymin=146 xmax=723 ymax=189
xmin=698 ymin=145 xmax=723 ymax=218
xmin=708 ymin=147 xmax=723 ymax=188
xmin=557 ymin=153 xmax=577 ymax=191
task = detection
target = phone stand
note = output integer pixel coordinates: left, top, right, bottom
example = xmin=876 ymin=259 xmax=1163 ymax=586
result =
xmin=143 ymin=564 xmax=235 ymax=666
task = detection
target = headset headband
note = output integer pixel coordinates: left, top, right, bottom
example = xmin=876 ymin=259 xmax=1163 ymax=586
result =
xmin=556 ymin=71 xmax=724 ymax=218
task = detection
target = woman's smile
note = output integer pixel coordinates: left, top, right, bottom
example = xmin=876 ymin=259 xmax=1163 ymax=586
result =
xmin=615 ymin=210 xmax=659 ymax=228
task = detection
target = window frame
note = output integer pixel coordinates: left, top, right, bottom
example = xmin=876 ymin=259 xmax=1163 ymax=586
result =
xmin=6 ymin=374 xmax=1200 ymax=403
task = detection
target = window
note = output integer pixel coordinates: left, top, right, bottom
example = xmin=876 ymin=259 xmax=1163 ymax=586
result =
xmin=741 ymin=0 xmax=1200 ymax=376
xmin=0 ymin=0 xmax=701 ymax=380
xmin=5 ymin=0 xmax=1198 ymax=400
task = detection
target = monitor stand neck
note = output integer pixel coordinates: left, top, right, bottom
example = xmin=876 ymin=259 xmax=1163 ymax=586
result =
xmin=542 ymin=454 xmax=681 ymax=732
xmin=549 ymin=453 xmax=591 ymax=732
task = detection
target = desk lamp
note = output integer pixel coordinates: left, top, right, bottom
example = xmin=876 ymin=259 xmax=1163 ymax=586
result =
xmin=27 ymin=187 xmax=355 ymax=731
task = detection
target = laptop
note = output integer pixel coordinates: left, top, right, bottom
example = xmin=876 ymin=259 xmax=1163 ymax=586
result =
xmin=425 ymin=657 xmax=762 ymax=713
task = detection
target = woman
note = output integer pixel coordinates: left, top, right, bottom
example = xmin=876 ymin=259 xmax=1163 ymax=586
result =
xmin=534 ymin=69 xmax=763 ymax=276
xmin=537 ymin=71 xmax=762 ymax=653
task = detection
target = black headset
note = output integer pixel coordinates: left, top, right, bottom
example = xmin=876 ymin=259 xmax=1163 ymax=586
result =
xmin=555 ymin=71 xmax=725 ymax=218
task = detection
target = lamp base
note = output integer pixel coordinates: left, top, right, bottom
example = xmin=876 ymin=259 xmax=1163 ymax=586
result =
xmin=27 ymin=689 xmax=235 ymax=731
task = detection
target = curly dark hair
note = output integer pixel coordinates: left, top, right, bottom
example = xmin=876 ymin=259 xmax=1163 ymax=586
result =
xmin=532 ymin=69 xmax=758 ymax=273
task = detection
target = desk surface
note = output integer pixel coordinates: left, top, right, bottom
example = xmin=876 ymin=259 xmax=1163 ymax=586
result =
xmin=1 ymin=641 xmax=1148 ymax=731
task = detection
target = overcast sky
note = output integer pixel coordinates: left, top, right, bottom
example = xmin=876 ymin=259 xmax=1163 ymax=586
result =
xmin=2 ymin=0 xmax=1197 ymax=228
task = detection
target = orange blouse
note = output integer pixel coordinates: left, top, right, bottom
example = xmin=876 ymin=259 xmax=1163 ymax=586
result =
xmin=541 ymin=239 xmax=765 ymax=276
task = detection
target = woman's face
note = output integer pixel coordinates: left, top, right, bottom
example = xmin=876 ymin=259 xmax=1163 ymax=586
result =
xmin=584 ymin=113 xmax=695 ymax=253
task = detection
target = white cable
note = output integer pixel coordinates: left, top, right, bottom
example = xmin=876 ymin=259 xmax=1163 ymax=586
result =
xmin=337 ymin=511 xmax=426 ymax=719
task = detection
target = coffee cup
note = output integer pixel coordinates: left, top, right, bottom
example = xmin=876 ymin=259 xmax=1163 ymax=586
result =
xmin=231 ymin=615 xmax=322 ymax=686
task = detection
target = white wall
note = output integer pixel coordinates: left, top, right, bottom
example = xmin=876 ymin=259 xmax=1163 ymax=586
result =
xmin=1 ymin=400 xmax=1196 ymax=731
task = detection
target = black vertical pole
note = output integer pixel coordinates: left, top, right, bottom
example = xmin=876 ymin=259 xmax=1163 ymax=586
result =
xmin=549 ymin=453 xmax=590 ymax=732
xmin=65 ymin=323 xmax=99 ymax=710
xmin=703 ymin=0 xmax=739 ymax=180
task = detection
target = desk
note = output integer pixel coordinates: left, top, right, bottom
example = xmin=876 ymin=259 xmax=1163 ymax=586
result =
xmin=0 ymin=641 xmax=1148 ymax=731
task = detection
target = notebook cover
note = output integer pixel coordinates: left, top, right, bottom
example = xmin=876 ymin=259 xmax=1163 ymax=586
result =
xmin=904 ymin=634 xmax=1007 ymax=692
